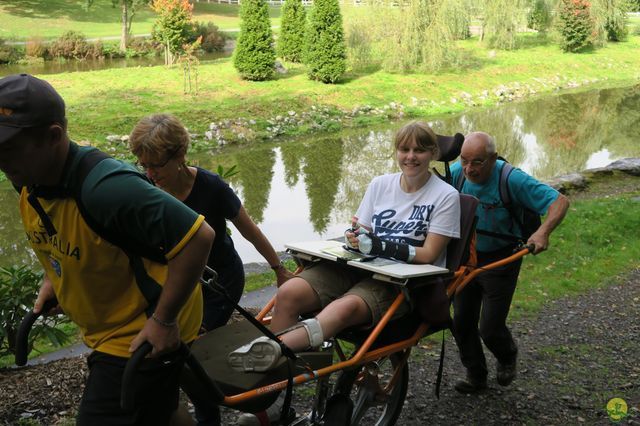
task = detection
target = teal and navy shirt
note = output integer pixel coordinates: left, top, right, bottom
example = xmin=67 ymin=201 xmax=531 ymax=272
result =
xmin=450 ymin=160 xmax=559 ymax=252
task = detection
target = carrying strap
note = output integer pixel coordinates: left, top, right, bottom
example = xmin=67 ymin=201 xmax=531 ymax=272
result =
xmin=434 ymin=329 xmax=446 ymax=399
xmin=72 ymin=149 xmax=167 ymax=315
xmin=201 ymin=266 xmax=300 ymax=425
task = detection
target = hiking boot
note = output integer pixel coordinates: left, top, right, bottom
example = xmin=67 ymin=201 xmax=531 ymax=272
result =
xmin=496 ymin=358 xmax=517 ymax=386
xmin=454 ymin=375 xmax=487 ymax=394
xmin=228 ymin=336 xmax=283 ymax=373
xmin=237 ymin=394 xmax=296 ymax=426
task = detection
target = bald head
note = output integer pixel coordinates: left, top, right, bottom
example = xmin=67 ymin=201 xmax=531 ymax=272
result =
xmin=460 ymin=131 xmax=498 ymax=184
xmin=463 ymin=132 xmax=496 ymax=155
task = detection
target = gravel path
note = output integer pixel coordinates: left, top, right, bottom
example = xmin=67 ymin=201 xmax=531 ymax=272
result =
xmin=1 ymin=271 xmax=638 ymax=425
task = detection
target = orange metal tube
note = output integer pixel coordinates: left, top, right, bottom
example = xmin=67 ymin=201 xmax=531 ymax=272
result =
xmin=221 ymin=293 xmax=432 ymax=406
xmin=454 ymin=247 xmax=531 ymax=295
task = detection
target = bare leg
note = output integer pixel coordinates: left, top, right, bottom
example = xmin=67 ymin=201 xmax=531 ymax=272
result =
xmin=279 ymin=295 xmax=372 ymax=352
xmin=271 ymin=277 xmax=321 ymax=332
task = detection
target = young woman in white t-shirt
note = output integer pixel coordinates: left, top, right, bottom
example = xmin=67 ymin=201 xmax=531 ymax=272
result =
xmin=228 ymin=121 xmax=461 ymax=424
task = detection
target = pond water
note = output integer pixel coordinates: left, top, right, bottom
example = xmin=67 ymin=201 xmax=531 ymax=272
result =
xmin=1 ymin=83 xmax=639 ymax=267
xmin=0 ymin=50 xmax=231 ymax=76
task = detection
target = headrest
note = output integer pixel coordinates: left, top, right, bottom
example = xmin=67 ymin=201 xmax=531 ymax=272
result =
xmin=436 ymin=133 xmax=464 ymax=162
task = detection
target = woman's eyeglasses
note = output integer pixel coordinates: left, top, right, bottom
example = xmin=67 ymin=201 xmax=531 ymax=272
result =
xmin=135 ymin=147 xmax=180 ymax=171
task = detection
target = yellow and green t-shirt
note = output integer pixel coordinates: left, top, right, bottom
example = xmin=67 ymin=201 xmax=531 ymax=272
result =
xmin=19 ymin=143 xmax=205 ymax=358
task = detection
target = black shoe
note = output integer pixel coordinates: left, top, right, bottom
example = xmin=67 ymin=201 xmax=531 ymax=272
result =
xmin=496 ymin=359 xmax=517 ymax=386
xmin=454 ymin=375 xmax=487 ymax=394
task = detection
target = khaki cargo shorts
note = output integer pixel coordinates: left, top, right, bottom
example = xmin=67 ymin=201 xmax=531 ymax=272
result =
xmin=298 ymin=261 xmax=410 ymax=326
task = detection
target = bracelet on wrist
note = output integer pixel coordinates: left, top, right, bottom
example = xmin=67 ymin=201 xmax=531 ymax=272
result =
xmin=151 ymin=313 xmax=177 ymax=328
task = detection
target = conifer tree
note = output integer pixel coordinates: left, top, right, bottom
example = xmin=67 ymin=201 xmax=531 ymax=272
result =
xmin=233 ymin=0 xmax=276 ymax=81
xmin=278 ymin=0 xmax=307 ymax=62
xmin=304 ymin=0 xmax=346 ymax=84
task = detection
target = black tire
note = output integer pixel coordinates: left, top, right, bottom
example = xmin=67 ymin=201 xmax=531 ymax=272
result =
xmin=332 ymin=352 xmax=409 ymax=426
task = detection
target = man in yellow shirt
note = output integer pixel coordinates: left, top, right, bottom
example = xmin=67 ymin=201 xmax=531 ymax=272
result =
xmin=0 ymin=73 xmax=215 ymax=425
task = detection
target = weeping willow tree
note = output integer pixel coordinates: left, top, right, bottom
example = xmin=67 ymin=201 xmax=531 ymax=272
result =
xmin=590 ymin=0 xmax=632 ymax=43
xmin=479 ymin=0 xmax=528 ymax=50
xmin=383 ymin=0 xmax=471 ymax=72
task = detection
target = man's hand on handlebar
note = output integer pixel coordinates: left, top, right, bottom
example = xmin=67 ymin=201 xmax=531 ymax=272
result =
xmin=527 ymin=230 xmax=549 ymax=255
xmin=129 ymin=315 xmax=180 ymax=357
xmin=34 ymin=274 xmax=62 ymax=315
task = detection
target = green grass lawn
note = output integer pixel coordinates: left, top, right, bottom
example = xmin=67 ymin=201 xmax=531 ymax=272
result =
xmin=0 ymin=0 xmax=282 ymax=40
xmin=24 ymin=31 xmax=640 ymax=147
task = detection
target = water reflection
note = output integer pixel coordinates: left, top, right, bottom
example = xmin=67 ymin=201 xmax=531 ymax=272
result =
xmin=0 ymin=51 xmax=231 ymax=76
xmin=1 ymin=83 xmax=639 ymax=266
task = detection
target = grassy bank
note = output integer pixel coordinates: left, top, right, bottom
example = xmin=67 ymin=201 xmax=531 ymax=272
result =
xmin=28 ymin=32 xmax=640 ymax=150
xmin=0 ymin=1 xmax=281 ymax=39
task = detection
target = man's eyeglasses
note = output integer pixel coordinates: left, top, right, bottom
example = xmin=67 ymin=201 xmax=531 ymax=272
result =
xmin=135 ymin=147 xmax=180 ymax=171
xmin=460 ymin=158 xmax=489 ymax=168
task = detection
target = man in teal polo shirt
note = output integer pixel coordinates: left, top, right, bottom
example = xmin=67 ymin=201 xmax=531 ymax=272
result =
xmin=450 ymin=131 xmax=569 ymax=393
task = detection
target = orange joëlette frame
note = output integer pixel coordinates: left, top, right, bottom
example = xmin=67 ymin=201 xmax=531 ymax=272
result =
xmin=219 ymin=247 xmax=531 ymax=407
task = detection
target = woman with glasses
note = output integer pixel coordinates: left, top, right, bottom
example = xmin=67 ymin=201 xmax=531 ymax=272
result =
xmin=129 ymin=113 xmax=294 ymax=425
xmin=129 ymin=114 xmax=294 ymax=333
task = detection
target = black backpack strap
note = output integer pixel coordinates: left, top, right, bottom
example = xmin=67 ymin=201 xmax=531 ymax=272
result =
xmin=498 ymin=162 xmax=526 ymax=237
xmin=454 ymin=171 xmax=465 ymax=192
xmin=73 ymin=149 xmax=167 ymax=315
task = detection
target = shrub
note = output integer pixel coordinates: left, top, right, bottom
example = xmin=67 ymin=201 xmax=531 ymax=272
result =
xmin=304 ymin=0 xmax=346 ymax=83
xmin=0 ymin=266 xmax=71 ymax=359
xmin=127 ymin=37 xmax=163 ymax=57
xmin=0 ymin=39 xmax=23 ymax=64
xmin=25 ymin=37 xmax=47 ymax=58
xmin=233 ymin=0 xmax=276 ymax=81
xmin=278 ymin=0 xmax=307 ymax=62
xmin=192 ymin=21 xmax=227 ymax=52
xmin=557 ymin=0 xmax=594 ymax=52
xmin=48 ymin=31 xmax=101 ymax=60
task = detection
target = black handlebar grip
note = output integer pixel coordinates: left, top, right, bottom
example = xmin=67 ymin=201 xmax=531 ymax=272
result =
xmin=120 ymin=341 xmax=154 ymax=411
xmin=15 ymin=297 xmax=59 ymax=367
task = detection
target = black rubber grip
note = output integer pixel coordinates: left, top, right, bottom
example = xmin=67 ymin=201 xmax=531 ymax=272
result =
xmin=120 ymin=341 xmax=154 ymax=411
xmin=15 ymin=297 xmax=59 ymax=367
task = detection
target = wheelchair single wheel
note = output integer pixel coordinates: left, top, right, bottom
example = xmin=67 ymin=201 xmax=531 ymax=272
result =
xmin=333 ymin=352 xmax=409 ymax=426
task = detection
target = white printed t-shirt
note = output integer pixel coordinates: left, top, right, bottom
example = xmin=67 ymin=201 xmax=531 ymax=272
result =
xmin=355 ymin=172 xmax=461 ymax=268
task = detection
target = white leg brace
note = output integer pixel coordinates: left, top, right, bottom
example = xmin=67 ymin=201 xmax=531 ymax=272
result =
xmin=301 ymin=318 xmax=324 ymax=349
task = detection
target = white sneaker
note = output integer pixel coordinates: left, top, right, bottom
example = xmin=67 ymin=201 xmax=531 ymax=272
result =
xmin=236 ymin=393 xmax=294 ymax=426
xmin=228 ymin=336 xmax=283 ymax=372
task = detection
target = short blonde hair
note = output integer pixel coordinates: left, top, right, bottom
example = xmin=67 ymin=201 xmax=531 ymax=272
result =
xmin=394 ymin=121 xmax=440 ymax=159
xmin=129 ymin=113 xmax=190 ymax=158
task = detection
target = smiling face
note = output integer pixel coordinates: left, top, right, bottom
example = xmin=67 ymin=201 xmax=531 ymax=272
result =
xmin=393 ymin=121 xmax=439 ymax=180
xmin=460 ymin=132 xmax=498 ymax=184
xmin=396 ymin=139 xmax=434 ymax=179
